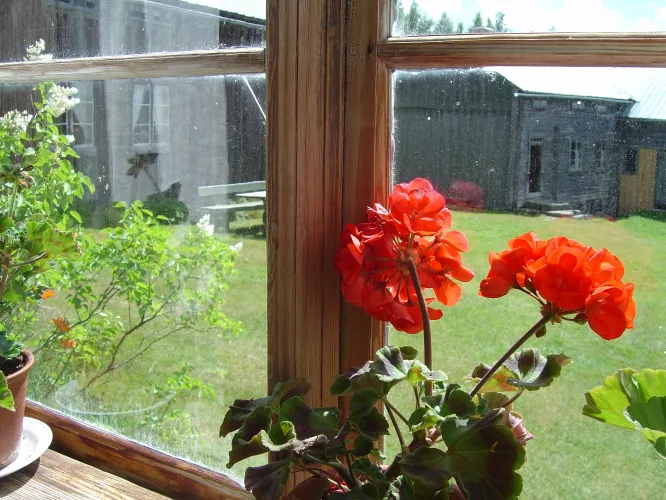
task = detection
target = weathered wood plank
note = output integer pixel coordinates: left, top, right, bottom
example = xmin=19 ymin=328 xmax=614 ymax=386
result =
xmin=0 ymin=49 xmax=265 ymax=84
xmin=24 ymin=403 xmax=251 ymax=499
xmin=378 ymin=33 xmax=666 ymax=68
xmin=0 ymin=449 xmax=169 ymax=500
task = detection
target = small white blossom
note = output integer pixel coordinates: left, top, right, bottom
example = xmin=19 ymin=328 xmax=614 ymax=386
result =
xmin=0 ymin=110 xmax=33 ymax=133
xmin=65 ymin=135 xmax=75 ymax=144
xmin=45 ymin=85 xmax=79 ymax=117
xmin=230 ymin=242 xmax=243 ymax=254
xmin=24 ymin=39 xmax=53 ymax=62
xmin=197 ymin=214 xmax=215 ymax=236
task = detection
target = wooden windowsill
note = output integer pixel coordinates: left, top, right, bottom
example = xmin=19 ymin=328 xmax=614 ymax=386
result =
xmin=0 ymin=449 xmax=169 ymax=499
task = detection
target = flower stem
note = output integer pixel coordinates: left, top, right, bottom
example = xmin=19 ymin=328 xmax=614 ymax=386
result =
xmin=405 ymin=259 xmax=433 ymax=396
xmin=469 ymin=314 xmax=552 ymax=398
xmin=384 ymin=398 xmax=408 ymax=453
xmin=384 ymin=398 xmax=409 ymax=426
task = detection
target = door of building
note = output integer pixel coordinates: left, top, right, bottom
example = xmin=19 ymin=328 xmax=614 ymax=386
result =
xmin=656 ymin=151 xmax=666 ymax=208
xmin=527 ymin=138 xmax=543 ymax=195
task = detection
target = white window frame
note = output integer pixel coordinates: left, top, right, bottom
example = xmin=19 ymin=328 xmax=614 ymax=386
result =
xmin=596 ymin=141 xmax=606 ymax=170
xmin=132 ymin=82 xmax=170 ymax=147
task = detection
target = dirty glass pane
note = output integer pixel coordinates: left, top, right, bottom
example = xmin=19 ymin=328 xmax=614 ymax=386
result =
xmin=392 ymin=0 xmax=664 ymax=36
xmin=0 ymin=0 xmax=265 ymax=63
xmin=0 ymin=73 xmax=267 ymax=481
xmin=387 ymin=67 xmax=666 ymax=498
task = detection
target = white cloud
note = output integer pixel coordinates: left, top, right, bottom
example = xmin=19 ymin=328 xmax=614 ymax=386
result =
xmin=413 ymin=0 xmax=462 ymax=18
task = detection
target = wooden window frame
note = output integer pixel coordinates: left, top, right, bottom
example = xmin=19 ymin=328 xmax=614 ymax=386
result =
xmin=2 ymin=1 xmax=666 ymax=498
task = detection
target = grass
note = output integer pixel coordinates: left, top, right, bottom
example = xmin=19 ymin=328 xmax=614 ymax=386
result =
xmin=27 ymin=211 xmax=666 ymax=495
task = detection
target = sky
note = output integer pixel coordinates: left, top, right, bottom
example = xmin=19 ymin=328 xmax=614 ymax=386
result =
xmin=411 ymin=0 xmax=666 ymax=33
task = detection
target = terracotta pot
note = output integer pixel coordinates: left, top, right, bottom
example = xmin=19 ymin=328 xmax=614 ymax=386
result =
xmin=0 ymin=350 xmax=34 ymax=468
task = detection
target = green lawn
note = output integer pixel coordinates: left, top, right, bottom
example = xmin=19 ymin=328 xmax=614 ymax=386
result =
xmin=28 ymin=212 xmax=666 ymax=495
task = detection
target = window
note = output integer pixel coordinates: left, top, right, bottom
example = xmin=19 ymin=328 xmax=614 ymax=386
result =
xmin=596 ymin=104 xmax=609 ymax=113
xmin=54 ymin=81 xmax=94 ymax=146
xmin=531 ymin=99 xmax=547 ymax=110
xmin=571 ymin=100 xmax=585 ymax=110
xmin=625 ymin=147 xmax=639 ymax=174
xmin=570 ymin=140 xmax=582 ymax=171
xmin=132 ymin=83 xmax=170 ymax=146
xmin=595 ymin=141 xmax=606 ymax=169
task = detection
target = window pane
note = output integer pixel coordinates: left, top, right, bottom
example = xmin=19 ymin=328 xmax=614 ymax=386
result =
xmin=0 ymin=0 xmax=265 ymax=62
xmin=388 ymin=67 xmax=666 ymax=498
xmin=0 ymin=73 xmax=267 ymax=481
xmin=392 ymin=0 xmax=665 ymax=36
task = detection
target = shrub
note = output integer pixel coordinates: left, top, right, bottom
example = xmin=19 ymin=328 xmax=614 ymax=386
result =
xmin=142 ymin=197 xmax=189 ymax=225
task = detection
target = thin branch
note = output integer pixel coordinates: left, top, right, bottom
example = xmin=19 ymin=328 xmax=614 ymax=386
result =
xmin=405 ymin=258 xmax=433 ymax=396
xmin=384 ymin=399 xmax=409 ymax=426
xmin=385 ymin=399 xmax=408 ymax=453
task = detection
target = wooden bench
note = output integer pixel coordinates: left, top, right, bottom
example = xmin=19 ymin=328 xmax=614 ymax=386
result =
xmin=198 ymin=180 xmax=266 ymax=232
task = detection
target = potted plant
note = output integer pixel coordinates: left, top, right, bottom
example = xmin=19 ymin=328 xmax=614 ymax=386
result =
xmin=0 ymin=40 xmax=90 ymax=467
xmin=221 ymin=178 xmax=637 ymax=499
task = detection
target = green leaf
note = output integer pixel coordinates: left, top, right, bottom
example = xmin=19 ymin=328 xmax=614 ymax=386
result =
xmin=350 ymin=407 xmax=390 ymax=441
xmin=220 ymin=377 xmax=310 ymax=437
xmin=278 ymin=396 xmax=340 ymax=439
xmin=423 ymin=384 xmax=476 ymax=420
xmin=69 ymin=210 xmax=82 ymax=224
xmin=0 ymin=373 xmax=15 ymax=411
xmin=353 ymin=435 xmax=375 ymax=457
xmin=0 ymin=331 xmax=23 ymax=360
xmin=227 ymin=406 xmax=272 ymax=467
xmin=268 ymin=421 xmax=297 ymax=446
xmin=400 ymin=447 xmax=452 ymax=490
xmin=244 ymin=458 xmax=292 ymax=500
xmin=350 ymin=388 xmax=382 ymax=416
xmin=400 ymin=346 xmax=419 ymax=360
xmin=440 ymin=411 xmax=525 ymax=499
xmin=408 ymin=407 xmax=441 ymax=433
xmin=352 ymin=457 xmax=387 ymax=485
xmin=583 ymin=369 xmax=666 ymax=432
xmin=465 ymin=363 xmax=518 ymax=393
xmin=625 ymin=396 xmax=666 ymax=458
xmin=371 ymin=346 xmax=446 ymax=387
xmin=503 ymin=349 xmax=571 ymax=391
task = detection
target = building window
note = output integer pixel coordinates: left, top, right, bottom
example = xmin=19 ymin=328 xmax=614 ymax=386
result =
xmin=132 ymin=83 xmax=169 ymax=146
xmin=595 ymin=141 xmax=606 ymax=169
xmin=52 ymin=0 xmax=97 ymax=9
xmin=532 ymin=99 xmax=547 ymax=110
xmin=571 ymin=100 xmax=585 ymax=110
xmin=596 ymin=104 xmax=609 ymax=114
xmin=54 ymin=81 xmax=94 ymax=146
xmin=569 ymin=140 xmax=582 ymax=171
xmin=625 ymin=148 xmax=639 ymax=174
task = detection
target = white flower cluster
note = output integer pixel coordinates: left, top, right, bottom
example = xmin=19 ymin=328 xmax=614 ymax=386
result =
xmin=0 ymin=110 xmax=33 ymax=133
xmin=229 ymin=242 xmax=243 ymax=254
xmin=197 ymin=214 xmax=215 ymax=236
xmin=65 ymin=135 xmax=75 ymax=144
xmin=45 ymin=85 xmax=80 ymax=118
xmin=24 ymin=39 xmax=53 ymax=62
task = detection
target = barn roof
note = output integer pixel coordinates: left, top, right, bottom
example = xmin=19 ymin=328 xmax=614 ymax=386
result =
xmin=625 ymin=78 xmax=666 ymax=120
xmin=182 ymin=0 xmax=266 ymax=20
xmin=486 ymin=67 xmax=636 ymax=101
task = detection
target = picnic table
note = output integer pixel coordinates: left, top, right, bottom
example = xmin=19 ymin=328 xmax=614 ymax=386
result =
xmin=198 ymin=181 xmax=266 ymax=233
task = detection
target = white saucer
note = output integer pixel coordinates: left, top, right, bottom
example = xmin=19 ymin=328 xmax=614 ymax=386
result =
xmin=0 ymin=417 xmax=53 ymax=478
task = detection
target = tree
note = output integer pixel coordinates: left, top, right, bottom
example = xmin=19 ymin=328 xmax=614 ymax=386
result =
xmin=435 ymin=12 xmax=454 ymax=34
xmin=487 ymin=17 xmax=495 ymax=30
xmin=495 ymin=12 xmax=509 ymax=33
xmin=403 ymin=1 xmax=434 ymax=35
xmin=471 ymin=10 xmax=483 ymax=29
xmin=456 ymin=22 xmax=464 ymax=34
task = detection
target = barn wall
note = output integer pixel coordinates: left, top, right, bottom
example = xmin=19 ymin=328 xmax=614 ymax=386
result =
xmin=393 ymin=69 xmax=515 ymax=210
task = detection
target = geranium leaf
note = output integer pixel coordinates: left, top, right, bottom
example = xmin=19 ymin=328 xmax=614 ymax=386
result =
xmin=0 ymin=373 xmax=15 ymax=411
xmin=400 ymin=346 xmax=419 ymax=360
xmin=352 ymin=457 xmax=386 ymax=484
xmin=466 ymin=363 xmax=518 ymax=393
xmin=350 ymin=406 xmax=390 ymax=441
xmin=350 ymin=388 xmax=382 ymax=417
xmin=440 ymin=411 xmax=526 ymax=500
xmin=227 ymin=406 xmax=272 ymax=467
xmin=625 ymin=396 xmax=666 ymax=458
xmin=370 ymin=345 xmax=446 ymax=388
xmin=268 ymin=421 xmax=297 ymax=446
xmin=245 ymin=458 xmax=292 ymax=500
xmin=220 ymin=377 xmax=310 ymax=437
xmin=278 ymin=396 xmax=340 ymax=439
xmin=400 ymin=447 xmax=452 ymax=490
xmin=583 ymin=369 xmax=666 ymax=429
xmin=330 ymin=367 xmax=385 ymax=398
xmin=408 ymin=407 xmax=441 ymax=433
xmin=353 ymin=436 xmax=375 ymax=457
xmin=503 ymin=349 xmax=571 ymax=391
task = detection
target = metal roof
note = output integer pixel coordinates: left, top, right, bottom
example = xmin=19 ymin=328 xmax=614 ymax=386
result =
xmin=625 ymin=78 xmax=666 ymax=120
xmin=486 ymin=67 xmax=636 ymax=101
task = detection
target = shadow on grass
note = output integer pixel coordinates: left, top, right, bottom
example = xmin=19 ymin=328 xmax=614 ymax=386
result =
xmin=229 ymin=224 xmax=266 ymax=239
xmin=630 ymin=209 xmax=666 ymax=223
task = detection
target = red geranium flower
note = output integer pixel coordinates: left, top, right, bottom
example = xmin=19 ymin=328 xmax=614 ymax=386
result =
xmin=479 ymin=233 xmax=635 ymax=340
xmin=335 ymin=178 xmax=473 ymax=334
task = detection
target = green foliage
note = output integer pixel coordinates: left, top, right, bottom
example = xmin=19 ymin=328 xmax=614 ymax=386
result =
xmin=28 ymin=201 xmax=241 ymax=398
xmin=222 ymin=345 xmax=556 ymax=499
xmin=0 ymin=330 xmax=23 ymax=360
xmin=0 ymin=77 xmax=93 ymax=361
xmin=0 ymin=372 xmax=14 ymax=411
xmin=584 ymin=368 xmax=666 ymax=458
xmin=142 ymin=198 xmax=189 ymax=225
xmin=393 ymin=1 xmax=509 ymax=35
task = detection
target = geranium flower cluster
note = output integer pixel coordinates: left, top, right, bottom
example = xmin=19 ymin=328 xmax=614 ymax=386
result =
xmin=479 ymin=232 xmax=636 ymax=340
xmin=335 ymin=178 xmax=473 ymax=333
